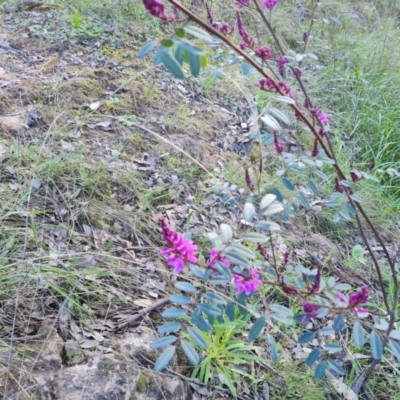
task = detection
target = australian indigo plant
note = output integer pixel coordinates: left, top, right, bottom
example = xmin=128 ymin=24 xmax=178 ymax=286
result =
xmin=140 ymin=0 xmax=400 ymax=395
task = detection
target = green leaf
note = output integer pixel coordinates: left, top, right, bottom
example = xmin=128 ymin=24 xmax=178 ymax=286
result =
xmin=227 ymin=244 xmax=256 ymax=259
xmin=298 ymin=331 xmax=315 ymax=344
xmin=225 ymin=251 xmax=251 ymax=268
xmin=154 ymin=346 xmax=176 ymax=372
xmin=276 ymin=95 xmax=296 ymax=105
xmin=270 ymin=304 xmax=294 ymax=317
xmin=220 ymin=223 xmax=233 ymax=241
xmin=327 ymin=360 xmax=345 ymax=375
xmin=161 ymin=39 xmax=174 ymax=47
xmin=175 ymin=282 xmax=197 ymax=293
xmin=170 ymin=294 xmax=191 ymax=305
xmin=352 ymin=321 xmax=365 ymax=348
xmin=174 ymin=38 xmax=204 ymax=55
xmin=210 ymin=275 xmax=230 ymax=285
xmin=187 ymin=327 xmax=208 ymax=350
xmin=307 ymin=179 xmax=320 ymax=196
xmin=268 ymin=334 xmax=278 ymax=362
xmin=192 ymin=315 xmax=213 ymax=333
xmin=191 ymin=265 xmax=207 ymax=279
xmin=241 ymin=62 xmax=249 ymax=75
xmin=254 ymin=221 xmax=281 ymax=232
xmin=183 ymin=25 xmax=213 ymax=42
xmin=158 ymin=322 xmax=182 ymax=334
xmin=325 ymin=343 xmax=343 ymax=353
xmin=188 ymin=51 xmax=200 ymax=76
xmin=200 ymin=54 xmax=207 ymax=68
xmin=281 ymin=178 xmax=295 ymax=191
xmin=197 ymin=304 xmax=221 ymax=317
xmin=260 ymin=194 xmax=277 ymax=211
xmin=298 ymin=192 xmax=311 ymax=210
xmin=241 ymin=232 xmax=269 ymax=243
xmin=244 ymin=202 xmax=256 ymax=222
xmin=162 ymin=308 xmax=186 ymax=318
xmin=306 ymin=348 xmax=320 ymax=367
xmin=175 ymin=28 xmax=186 ymax=38
xmin=271 ymin=314 xmax=293 ymax=325
xmin=138 ymin=40 xmax=158 ymax=59
xmin=160 ymin=50 xmax=184 ymax=79
xmin=261 ymin=203 xmax=284 ymax=216
xmin=202 ymin=292 xmax=225 ymax=305
xmin=370 ymin=330 xmax=383 ymax=360
xmin=152 ymin=336 xmax=178 ymax=349
xmin=389 ymin=330 xmax=400 ymax=340
xmin=153 ymin=46 xmax=165 ymax=65
xmin=174 ymin=45 xmax=184 ymax=65
xmin=388 ymin=339 xmax=400 ymax=362
xmin=248 ymin=316 xmax=265 ymax=342
xmin=313 ymin=170 xmax=329 ymax=181
xmin=226 ymin=301 xmax=235 ymax=322
xmin=333 ymin=315 xmax=346 ymax=332
xmin=321 ymin=327 xmax=335 ymax=336
xmin=314 ymin=361 xmax=326 ymax=379
xmin=181 ymin=340 xmax=200 ymax=365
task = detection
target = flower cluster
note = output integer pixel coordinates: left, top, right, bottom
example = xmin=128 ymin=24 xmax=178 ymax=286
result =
xmin=142 ymin=0 xmax=168 ymax=21
xmin=236 ymin=0 xmax=250 ymax=8
xmin=237 ymin=12 xmax=256 ymax=49
xmin=302 ymin=31 xmax=309 ymax=43
xmin=307 ymin=268 xmax=321 ymax=294
xmin=207 ymin=249 xmax=231 ymax=270
xmin=310 ymin=108 xmax=329 ymax=125
xmin=277 ymin=57 xmax=288 ymax=75
xmin=233 ymin=269 xmax=262 ymax=295
xmin=255 ymin=46 xmax=272 ymax=61
xmin=311 ymin=138 xmax=319 ymax=157
xmin=159 ymin=217 xmax=198 ymax=273
xmin=336 ymin=286 xmax=369 ymax=317
xmin=257 ymin=78 xmax=276 ymax=91
xmin=245 ymin=169 xmax=255 ymax=191
xmin=301 ymin=302 xmax=319 ymax=321
xmin=206 ymin=4 xmax=234 ymax=34
xmin=274 ymin=131 xmax=284 ymax=154
xmin=262 ymin=0 xmax=279 ymax=10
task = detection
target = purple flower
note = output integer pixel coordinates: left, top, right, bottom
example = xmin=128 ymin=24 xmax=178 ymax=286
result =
xmin=206 ymin=3 xmax=218 ymax=28
xmin=334 ymin=178 xmax=345 ymax=193
xmin=350 ymin=170 xmax=362 ymax=182
xmin=311 ymin=138 xmax=319 ymax=157
xmin=207 ymin=249 xmax=230 ymax=269
xmin=236 ymin=0 xmax=250 ymax=8
xmin=349 ymin=286 xmax=369 ymax=307
xmin=262 ymin=0 xmax=279 ymax=10
xmin=274 ymin=131 xmax=284 ymax=154
xmin=310 ymin=108 xmax=329 ymax=125
xmin=277 ymin=81 xmax=292 ymax=98
xmin=301 ymin=302 xmax=319 ymax=320
xmin=354 ymin=307 xmax=369 ymax=318
xmin=277 ymin=57 xmax=288 ymax=75
xmin=233 ymin=269 xmax=262 ymax=295
xmin=142 ymin=0 xmax=168 ymax=21
xmin=303 ymin=31 xmax=309 ymax=43
xmin=245 ymin=169 xmax=254 ymax=191
xmin=257 ymin=78 xmax=276 ymax=91
xmin=237 ymin=12 xmax=256 ymax=49
xmin=219 ymin=22 xmax=234 ymax=34
xmin=255 ymin=46 xmax=272 ymax=61
xmin=308 ymin=268 xmax=321 ymax=294
xmin=369 ymin=160 xmax=375 ymax=171
xmin=159 ymin=217 xmax=198 ymax=273
xmin=282 ymin=285 xmax=298 ymax=297
xmin=257 ymin=244 xmax=269 ymax=261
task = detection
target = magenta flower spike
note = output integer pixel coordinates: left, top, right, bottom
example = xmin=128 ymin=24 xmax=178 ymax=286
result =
xmin=159 ymin=217 xmax=198 ymax=273
xmin=262 ymin=0 xmax=279 ymax=10
xmin=233 ymin=269 xmax=262 ymax=295
xmin=142 ymin=0 xmax=169 ymax=21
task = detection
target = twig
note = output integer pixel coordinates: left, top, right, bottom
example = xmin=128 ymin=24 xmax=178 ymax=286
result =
xmin=117 ymin=297 xmax=171 ymax=328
